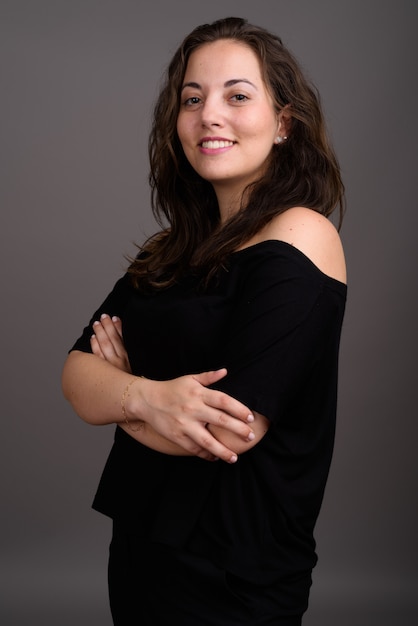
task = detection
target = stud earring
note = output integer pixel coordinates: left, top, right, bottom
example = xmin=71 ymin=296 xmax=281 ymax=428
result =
xmin=275 ymin=136 xmax=287 ymax=144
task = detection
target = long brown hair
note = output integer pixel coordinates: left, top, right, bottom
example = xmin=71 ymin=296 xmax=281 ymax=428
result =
xmin=129 ymin=16 xmax=345 ymax=289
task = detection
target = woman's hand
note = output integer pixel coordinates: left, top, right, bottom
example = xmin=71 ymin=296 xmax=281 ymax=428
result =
xmin=88 ymin=314 xmax=256 ymax=463
xmin=131 ymin=370 xmax=256 ymax=463
xmin=91 ymin=314 xmax=132 ymax=373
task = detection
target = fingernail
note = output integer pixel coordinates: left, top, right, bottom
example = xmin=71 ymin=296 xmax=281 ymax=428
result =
xmin=93 ymin=321 xmax=100 ymax=327
xmin=91 ymin=334 xmax=96 ymax=339
xmin=247 ymin=432 xmax=255 ymax=441
xmin=100 ymin=313 xmax=108 ymax=320
xmin=112 ymin=316 xmax=119 ymax=322
xmin=229 ymin=454 xmax=238 ymax=464
xmin=247 ymin=414 xmax=254 ymax=423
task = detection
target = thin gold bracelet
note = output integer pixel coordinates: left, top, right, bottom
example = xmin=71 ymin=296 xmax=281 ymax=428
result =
xmin=121 ymin=378 xmax=145 ymax=432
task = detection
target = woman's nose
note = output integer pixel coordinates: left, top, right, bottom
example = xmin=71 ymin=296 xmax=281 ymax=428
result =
xmin=200 ymin=97 xmax=223 ymax=128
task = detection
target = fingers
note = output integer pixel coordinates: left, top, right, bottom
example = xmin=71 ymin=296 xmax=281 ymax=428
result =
xmin=193 ymin=370 xmax=254 ymax=425
xmin=204 ymin=387 xmax=254 ymax=426
xmin=112 ymin=316 xmax=124 ymax=339
xmin=197 ymin=430 xmax=239 ymax=464
xmin=192 ymin=369 xmax=228 ymax=387
xmin=90 ymin=334 xmax=105 ymax=359
xmin=174 ymin=374 xmax=255 ymax=455
xmin=90 ymin=314 xmax=132 ymax=373
xmin=92 ymin=314 xmax=124 ymax=358
xmin=138 ymin=377 xmax=245 ymax=463
xmin=171 ymin=399 xmax=253 ymax=463
xmin=175 ymin=426 xmax=239 ymax=464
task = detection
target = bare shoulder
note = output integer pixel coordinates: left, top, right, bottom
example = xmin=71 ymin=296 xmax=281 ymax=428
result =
xmin=263 ymin=207 xmax=347 ymax=284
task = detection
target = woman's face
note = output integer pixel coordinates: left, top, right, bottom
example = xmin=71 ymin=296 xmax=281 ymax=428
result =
xmin=177 ymin=39 xmax=281 ymax=205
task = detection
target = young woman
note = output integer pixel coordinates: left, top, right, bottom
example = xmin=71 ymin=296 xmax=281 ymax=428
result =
xmin=62 ymin=16 xmax=347 ymax=625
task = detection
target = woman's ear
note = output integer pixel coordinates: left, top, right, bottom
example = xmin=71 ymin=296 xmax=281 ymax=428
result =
xmin=275 ymin=105 xmax=292 ymax=142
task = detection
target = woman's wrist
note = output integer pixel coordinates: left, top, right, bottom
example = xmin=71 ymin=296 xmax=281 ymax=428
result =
xmin=121 ymin=376 xmax=146 ymax=431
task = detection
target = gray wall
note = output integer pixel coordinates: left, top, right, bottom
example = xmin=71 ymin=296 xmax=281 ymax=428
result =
xmin=1 ymin=1 xmax=417 ymax=624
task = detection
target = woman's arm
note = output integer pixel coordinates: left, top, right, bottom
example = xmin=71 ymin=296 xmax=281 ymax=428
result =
xmin=62 ymin=333 xmax=257 ymax=463
xmin=89 ymin=314 xmax=269 ymax=455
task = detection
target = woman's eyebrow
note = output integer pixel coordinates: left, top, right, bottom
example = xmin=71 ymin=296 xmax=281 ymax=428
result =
xmin=224 ymin=78 xmax=257 ymax=89
xmin=181 ymin=81 xmax=201 ymax=91
xmin=181 ymin=78 xmax=257 ymax=91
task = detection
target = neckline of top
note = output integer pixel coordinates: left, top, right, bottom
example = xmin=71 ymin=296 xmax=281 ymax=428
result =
xmin=231 ymin=239 xmax=347 ymax=290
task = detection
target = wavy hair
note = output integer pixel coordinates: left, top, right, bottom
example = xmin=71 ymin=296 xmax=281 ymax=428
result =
xmin=129 ymin=16 xmax=345 ymax=289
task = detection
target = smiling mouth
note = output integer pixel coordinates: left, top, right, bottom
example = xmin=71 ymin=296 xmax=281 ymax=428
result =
xmin=200 ymin=140 xmax=235 ymax=149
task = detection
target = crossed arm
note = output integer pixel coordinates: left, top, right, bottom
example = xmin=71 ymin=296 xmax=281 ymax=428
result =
xmin=63 ymin=209 xmax=345 ymax=465
xmin=62 ymin=314 xmax=269 ymax=463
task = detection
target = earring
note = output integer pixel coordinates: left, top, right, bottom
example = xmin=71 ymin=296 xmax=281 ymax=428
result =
xmin=275 ymin=136 xmax=287 ymax=144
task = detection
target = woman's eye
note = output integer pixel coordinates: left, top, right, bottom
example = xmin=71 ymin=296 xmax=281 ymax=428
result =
xmin=184 ymin=96 xmax=201 ymax=106
xmin=231 ymin=94 xmax=248 ymax=102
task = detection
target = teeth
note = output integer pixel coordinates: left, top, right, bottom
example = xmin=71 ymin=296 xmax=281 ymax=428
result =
xmin=201 ymin=140 xmax=234 ymax=149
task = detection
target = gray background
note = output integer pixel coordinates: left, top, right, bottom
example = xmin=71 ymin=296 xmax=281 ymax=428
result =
xmin=1 ymin=0 xmax=417 ymax=624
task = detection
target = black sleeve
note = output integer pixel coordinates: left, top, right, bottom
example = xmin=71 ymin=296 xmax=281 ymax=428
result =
xmin=69 ymin=272 xmax=133 ymax=354
xmin=212 ymin=248 xmax=346 ymax=423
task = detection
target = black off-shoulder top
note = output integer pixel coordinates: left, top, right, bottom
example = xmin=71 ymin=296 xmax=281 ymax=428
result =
xmin=71 ymin=240 xmax=347 ymax=584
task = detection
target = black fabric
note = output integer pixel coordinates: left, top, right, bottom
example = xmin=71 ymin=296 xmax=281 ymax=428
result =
xmin=108 ymin=520 xmax=307 ymax=625
xmin=71 ymin=240 xmax=346 ymax=617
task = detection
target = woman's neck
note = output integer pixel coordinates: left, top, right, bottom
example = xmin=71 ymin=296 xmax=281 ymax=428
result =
xmin=215 ymin=185 xmax=244 ymax=224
